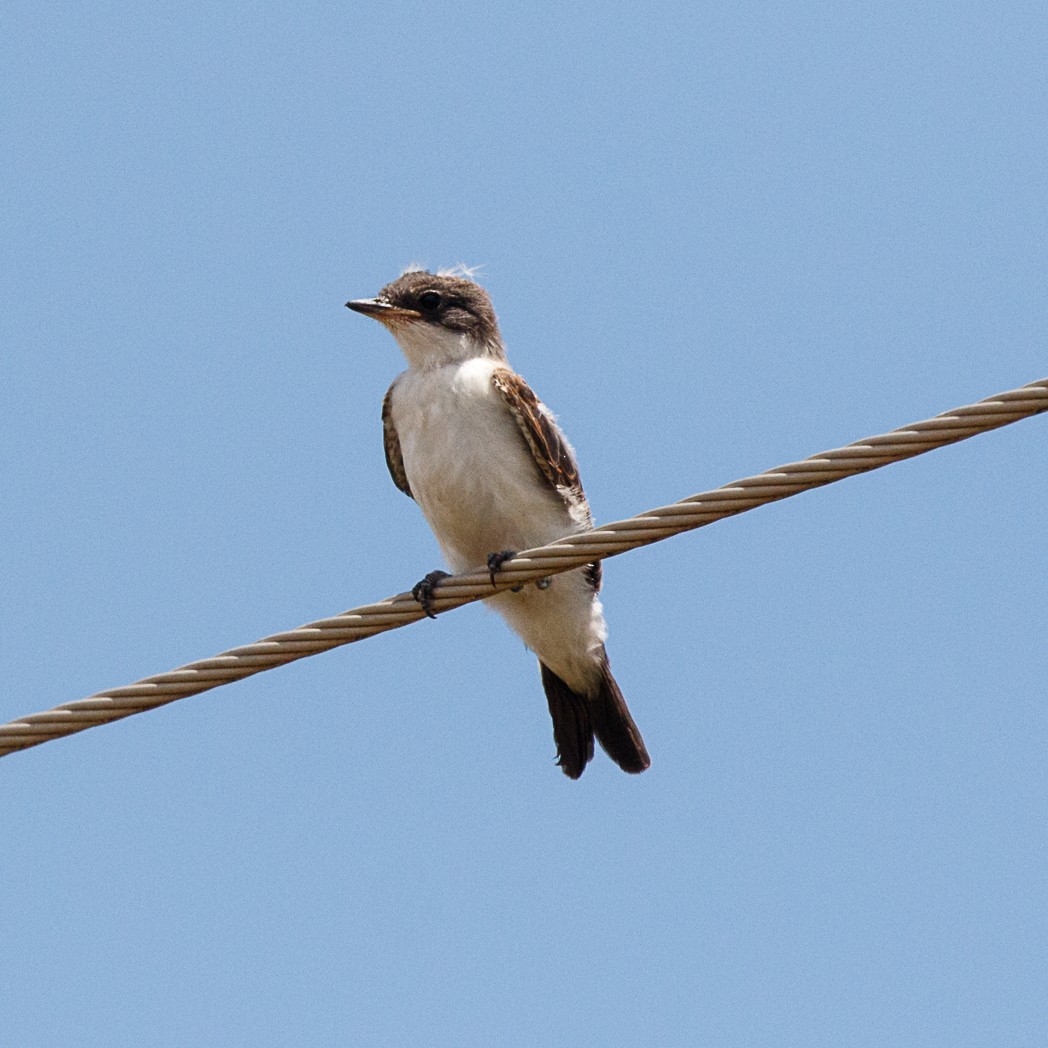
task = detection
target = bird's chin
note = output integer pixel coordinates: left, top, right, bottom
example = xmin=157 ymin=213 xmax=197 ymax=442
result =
xmin=377 ymin=315 xmax=420 ymax=332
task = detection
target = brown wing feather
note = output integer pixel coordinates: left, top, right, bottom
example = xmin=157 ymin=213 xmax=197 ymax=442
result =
xmin=491 ymin=368 xmax=602 ymax=592
xmin=490 ymin=369 xmax=582 ymax=497
xmin=382 ymin=382 xmax=413 ymax=499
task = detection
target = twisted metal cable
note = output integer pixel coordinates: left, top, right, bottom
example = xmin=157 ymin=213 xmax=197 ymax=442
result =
xmin=2 ymin=376 xmax=1045 ymax=759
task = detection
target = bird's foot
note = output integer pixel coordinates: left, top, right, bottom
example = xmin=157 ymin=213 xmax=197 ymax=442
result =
xmin=411 ymin=569 xmax=451 ymax=619
xmin=487 ymin=549 xmax=523 ymax=591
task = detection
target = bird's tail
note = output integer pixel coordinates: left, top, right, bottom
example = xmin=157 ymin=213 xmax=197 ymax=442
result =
xmin=539 ymin=649 xmax=650 ymax=779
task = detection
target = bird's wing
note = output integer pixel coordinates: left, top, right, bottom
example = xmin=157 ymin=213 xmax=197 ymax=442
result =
xmin=491 ymin=368 xmax=585 ymax=506
xmin=491 ymin=367 xmax=601 ymax=591
xmin=382 ymin=380 xmax=413 ymax=499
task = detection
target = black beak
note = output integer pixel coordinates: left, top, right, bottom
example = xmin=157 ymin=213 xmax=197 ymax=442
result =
xmin=346 ymin=298 xmax=422 ymax=321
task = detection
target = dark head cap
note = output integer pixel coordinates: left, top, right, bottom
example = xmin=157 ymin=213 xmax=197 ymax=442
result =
xmin=347 ymin=269 xmax=501 ymax=348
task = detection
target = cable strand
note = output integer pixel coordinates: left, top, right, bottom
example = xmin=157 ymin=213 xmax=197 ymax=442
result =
xmin=2 ymin=376 xmax=1045 ymax=758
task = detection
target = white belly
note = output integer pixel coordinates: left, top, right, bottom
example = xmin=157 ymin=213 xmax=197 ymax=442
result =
xmin=391 ymin=358 xmax=578 ymax=569
xmin=390 ymin=358 xmax=606 ymax=690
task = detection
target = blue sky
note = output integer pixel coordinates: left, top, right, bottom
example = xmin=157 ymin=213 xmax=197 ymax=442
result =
xmin=2 ymin=2 xmax=1046 ymax=1045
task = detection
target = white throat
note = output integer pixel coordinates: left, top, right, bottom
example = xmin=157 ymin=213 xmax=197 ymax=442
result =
xmin=391 ymin=322 xmax=502 ymax=371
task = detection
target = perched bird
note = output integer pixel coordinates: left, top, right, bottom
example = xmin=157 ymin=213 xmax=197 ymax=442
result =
xmin=347 ymin=269 xmax=649 ymax=779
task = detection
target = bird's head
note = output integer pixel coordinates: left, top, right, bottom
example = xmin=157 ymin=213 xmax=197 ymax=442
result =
xmin=347 ymin=268 xmax=505 ymax=368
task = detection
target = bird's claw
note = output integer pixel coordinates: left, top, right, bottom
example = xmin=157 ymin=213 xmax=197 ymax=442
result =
xmin=411 ymin=569 xmax=451 ymax=619
xmin=486 ymin=550 xmax=553 ymax=592
xmin=487 ymin=550 xmax=521 ymax=590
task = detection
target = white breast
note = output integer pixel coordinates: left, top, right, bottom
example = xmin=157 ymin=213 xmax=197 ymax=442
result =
xmin=389 ymin=357 xmax=607 ymax=690
xmin=391 ymin=357 xmax=577 ymax=572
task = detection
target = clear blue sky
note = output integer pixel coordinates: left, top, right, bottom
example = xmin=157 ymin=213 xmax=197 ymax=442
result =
xmin=2 ymin=3 xmax=1046 ymax=1046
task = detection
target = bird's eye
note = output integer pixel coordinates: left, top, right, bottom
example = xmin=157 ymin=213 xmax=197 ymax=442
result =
xmin=418 ymin=290 xmax=442 ymax=311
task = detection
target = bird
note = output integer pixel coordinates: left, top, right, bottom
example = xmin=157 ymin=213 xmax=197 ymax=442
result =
xmin=346 ymin=268 xmax=650 ymax=779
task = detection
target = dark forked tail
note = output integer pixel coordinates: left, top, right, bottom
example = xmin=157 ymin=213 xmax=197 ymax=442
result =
xmin=539 ymin=649 xmax=651 ymax=779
